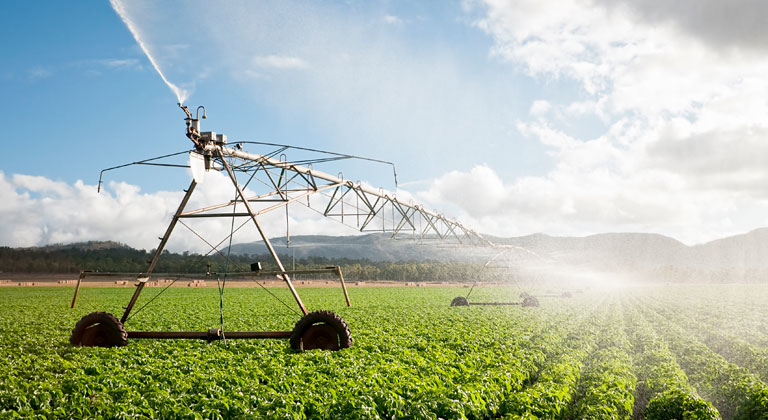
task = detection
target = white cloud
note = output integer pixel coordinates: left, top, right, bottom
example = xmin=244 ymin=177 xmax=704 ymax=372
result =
xmin=97 ymin=58 xmax=143 ymax=70
xmin=594 ymin=0 xmax=768 ymax=52
xmin=252 ymin=54 xmax=309 ymax=70
xmin=447 ymin=0 xmax=768 ymax=243
xmin=529 ymin=100 xmax=550 ymax=116
xmin=416 ymin=162 xmax=768 ymax=245
xmin=420 ymin=165 xmax=506 ymax=217
xmin=11 ymin=174 xmax=71 ymax=197
xmin=474 ymin=0 xmax=768 ymax=117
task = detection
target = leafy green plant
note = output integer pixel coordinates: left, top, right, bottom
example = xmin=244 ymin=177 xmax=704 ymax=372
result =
xmin=645 ymin=388 xmax=722 ymax=420
xmin=1 ymin=285 xmax=768 ymax=418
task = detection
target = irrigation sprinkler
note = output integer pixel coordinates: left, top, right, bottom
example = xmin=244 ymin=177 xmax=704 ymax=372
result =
xmin=70 ymin=104 xmax=493 ymax=351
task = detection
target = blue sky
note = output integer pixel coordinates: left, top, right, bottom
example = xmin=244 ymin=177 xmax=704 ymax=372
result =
xmin=1 ymin=1 xmax=554 ymax=190
xmin=3 ymin=1 xmax=768 ymax=251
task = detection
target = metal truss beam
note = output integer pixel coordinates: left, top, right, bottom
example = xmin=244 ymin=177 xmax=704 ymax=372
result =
xmin=186 ymin=144 xmax=494 ymax=248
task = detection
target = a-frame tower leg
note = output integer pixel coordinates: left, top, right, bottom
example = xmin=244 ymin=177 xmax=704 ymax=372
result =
xmin=121 ymin=180 xmax=197 ymax=323
xmin=220 ymin=155 xmax=308 ymax=315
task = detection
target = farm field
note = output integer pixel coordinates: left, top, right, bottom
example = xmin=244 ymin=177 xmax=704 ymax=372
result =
xmin=1 ymin=284 xmax=768 ymax=419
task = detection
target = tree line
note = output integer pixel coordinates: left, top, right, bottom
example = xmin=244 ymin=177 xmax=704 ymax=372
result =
xmin=0 ymin=243 xmax=484 ymax=282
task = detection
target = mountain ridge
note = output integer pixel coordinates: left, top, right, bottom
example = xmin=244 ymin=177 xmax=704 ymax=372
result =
xmin=19 ymin=229 xmax=768 ymax=270
xmin=227 ymin=229 xmax=768 ymax=269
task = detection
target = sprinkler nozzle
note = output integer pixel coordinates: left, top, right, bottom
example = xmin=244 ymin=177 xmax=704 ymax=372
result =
xmin=178 ymin=103 xmax=192 ymax=120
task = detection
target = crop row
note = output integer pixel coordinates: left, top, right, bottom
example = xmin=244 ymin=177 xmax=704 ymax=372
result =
xmin=622 ymin=298 xmax=720 ymax=420
xmin=643 ymin=296 xmax=768 ymax=384
xmin=567 ymin=301 xmax=636 ymax=419
xmin=636 ymin=297 xmax=768 ymax=420
xmin=498 ymin=301 xmax=606 ymax=418
xmin=642 ymin=286 xmax=768 ymax=348
xmin=443 ymin=294 xmax=599 ymax=418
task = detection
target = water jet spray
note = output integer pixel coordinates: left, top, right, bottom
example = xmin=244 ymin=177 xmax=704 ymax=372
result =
xmin=110 ymin=0 xmax=189 ymax=103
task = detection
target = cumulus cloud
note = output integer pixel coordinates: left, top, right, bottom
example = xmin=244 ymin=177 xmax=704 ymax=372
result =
xmin=594 ymin=0 xmax=768 ymax=52
xmin=417 ymin=162 xmax=768 ymax=245
xmin=409 ymin=0 xmax=768 ymax=243
xmin=474 ymin=0 xmax=768 ymax=116
xmin=421 ymin=165 xmax=506 ymax=217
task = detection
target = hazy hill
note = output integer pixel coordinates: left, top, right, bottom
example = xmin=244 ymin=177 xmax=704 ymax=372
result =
xmin=493 ymin=232 xmax=687 ymax=268
xmin=232 ymin=228 xmax=768 ymax=281
xmin=687 ymin=227 xmax=768 ymax=269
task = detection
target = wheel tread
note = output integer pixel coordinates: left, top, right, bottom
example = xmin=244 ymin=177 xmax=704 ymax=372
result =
xmin=290 ymin=310 xmax=352 ymax=351
xmin=70 ymin=311 xmax=128 ymax=347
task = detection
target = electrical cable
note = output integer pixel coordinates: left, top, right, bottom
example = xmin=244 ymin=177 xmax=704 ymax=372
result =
xmin=126 ymin=277 xmax=180 ymax=322
xmin=253 ymin=279 xmax=301 ymax=317
xmin=178 ymin=220 xmax=230 ymax=260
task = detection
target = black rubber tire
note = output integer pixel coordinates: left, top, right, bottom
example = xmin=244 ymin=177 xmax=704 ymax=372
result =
xmin=289 ymin=310 xmax=352 ymax=351
xmin=70 ymin=312 xmax=128 ymax=347
xmin=450 ymin=296 xmax=469 ymax=307
xmin=522 ymin=295 xmax=540 ymax=307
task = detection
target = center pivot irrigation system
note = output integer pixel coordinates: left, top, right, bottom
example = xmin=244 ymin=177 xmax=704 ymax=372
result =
xmin=69 ymin=104 xmax=497 ymax=351
xmin=449 ymin=248 xmax=572 ymax=308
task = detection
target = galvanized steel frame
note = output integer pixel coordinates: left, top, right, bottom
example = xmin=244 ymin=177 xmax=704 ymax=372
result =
xmin=196 ymin=143 xmax=493 ymax=248
xmin=105 ymin=139 xmax=491 ymax=322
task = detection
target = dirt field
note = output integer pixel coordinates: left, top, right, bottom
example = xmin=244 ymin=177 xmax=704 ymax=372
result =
xmin=0 ymin=274 xmax=468 ymax=289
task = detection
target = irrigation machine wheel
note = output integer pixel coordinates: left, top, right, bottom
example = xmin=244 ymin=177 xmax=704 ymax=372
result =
xmin=522 ymin=295 xmax=540 ymax=307
xmin=290 ymin=310 xmax=352 ymax=351
xmin=450 ymin=296 xmax=469 ymax=307
xmin=70 ymin=312 xmax=128 ymax=348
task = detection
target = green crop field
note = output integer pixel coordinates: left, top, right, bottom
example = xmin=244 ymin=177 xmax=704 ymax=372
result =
xmin=2 ymin=284 xmax=768 ymax=419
